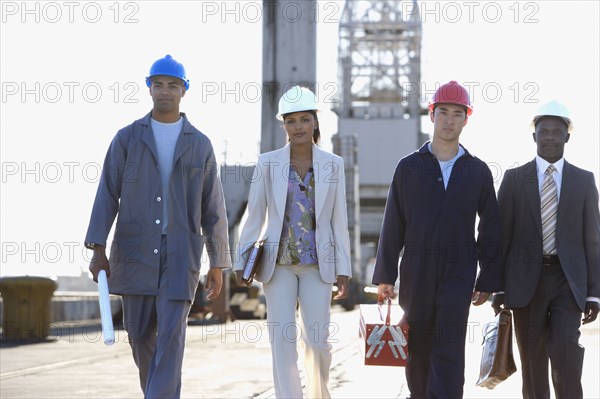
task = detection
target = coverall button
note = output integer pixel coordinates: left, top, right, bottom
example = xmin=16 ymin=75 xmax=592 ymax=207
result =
xmin=155 ymin=219 xmax=160 ymax=224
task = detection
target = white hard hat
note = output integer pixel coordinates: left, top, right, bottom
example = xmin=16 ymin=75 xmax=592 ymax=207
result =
xmin=532 ymin=100 xmax=573 ymax=132
xmin=276 ymin=86 xmax=319 ymax=121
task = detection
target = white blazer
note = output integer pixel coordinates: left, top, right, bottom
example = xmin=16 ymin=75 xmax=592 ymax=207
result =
xmin=233 ymin=143 xmax=352 ymax=284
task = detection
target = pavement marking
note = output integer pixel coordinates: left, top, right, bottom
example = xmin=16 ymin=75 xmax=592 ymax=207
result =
xmin=0 ymin=348 xmax=131 ymax=380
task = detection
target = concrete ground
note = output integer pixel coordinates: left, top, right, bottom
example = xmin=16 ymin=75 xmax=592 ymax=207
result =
xmin=1 ymin=302 xmax=598 ymax=398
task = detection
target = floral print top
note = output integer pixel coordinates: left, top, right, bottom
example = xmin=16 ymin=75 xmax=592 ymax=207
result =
xmin=276 ymin=166 xmax=318 ymax=265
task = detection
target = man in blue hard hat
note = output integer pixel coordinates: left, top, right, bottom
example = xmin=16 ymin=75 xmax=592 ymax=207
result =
xmin=84 ymin=54 xmax=231 ymax=398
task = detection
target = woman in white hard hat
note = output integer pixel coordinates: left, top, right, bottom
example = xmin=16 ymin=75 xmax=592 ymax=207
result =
xmin=234 ymin=86 xmax=352 ymax=398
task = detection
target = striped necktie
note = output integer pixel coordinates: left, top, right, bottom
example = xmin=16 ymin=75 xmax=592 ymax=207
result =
xmin=541 ymin=165 xmax=558 ymax=255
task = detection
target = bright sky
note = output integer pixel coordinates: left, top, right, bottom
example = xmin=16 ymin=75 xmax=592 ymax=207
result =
xmin=1 ymin=1 xmax=598 ymax=278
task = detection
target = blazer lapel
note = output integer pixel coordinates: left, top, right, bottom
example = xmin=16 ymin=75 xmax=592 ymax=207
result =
xmin=272 ymin=144 xmax=290 ymax=219
xmin=523 ymin=160 xmax=543 ymax=237
xmin=557 ymin=161 xmax=575 ymax=231
xmin=313 ymin=145 xmax=329 ymax=222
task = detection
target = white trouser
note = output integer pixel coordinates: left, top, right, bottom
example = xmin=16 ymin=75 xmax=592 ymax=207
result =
xmin=263 ymin=264 xmax=333 ymax=399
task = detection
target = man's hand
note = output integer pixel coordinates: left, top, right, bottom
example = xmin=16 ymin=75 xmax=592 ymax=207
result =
xmin=333 ymin=275 xmax=350 ymax=300
xmin=471 ymin=291 xmax=491 ymax=306
xmin=205 ymin=268 xmax=223 ymax=300
xmin=583 ymin=301 xmax=600 ymax=325
xmin=88 ymin=246 xmax=109 ymax=283
xmin=377 ymin=283 xmax=396 ymax=300
xmin=491 ymin=293 xmax=505 ymax=315
xmin=234 ymin=270 xmax=252 ymax=287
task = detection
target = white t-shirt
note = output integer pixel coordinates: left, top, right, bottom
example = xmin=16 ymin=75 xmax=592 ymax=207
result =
xmin=151 ymin=117 xmax=183 ymax=233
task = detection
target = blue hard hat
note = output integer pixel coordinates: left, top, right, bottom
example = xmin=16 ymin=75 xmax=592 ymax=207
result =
xmin=145 ymin=54 xmax=190 ymax=90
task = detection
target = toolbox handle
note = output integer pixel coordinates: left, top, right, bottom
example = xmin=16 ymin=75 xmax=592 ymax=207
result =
xmin=377 ymin=297 xmax=392 ymax=326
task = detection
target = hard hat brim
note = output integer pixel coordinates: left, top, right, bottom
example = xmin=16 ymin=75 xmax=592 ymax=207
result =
xmin=428 ymin=102 xmax=473 ymax=116
xmin=276 ymin=109 xmax=319 ymax=121
xmin=146 ymin=75 xmax=190 ymax=90
xmin=531 ymin=115 xmax=573 ymax=132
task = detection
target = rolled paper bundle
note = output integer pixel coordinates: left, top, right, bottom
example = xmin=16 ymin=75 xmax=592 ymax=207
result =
xmin=98 ymin=270 xmax=115 ymax=345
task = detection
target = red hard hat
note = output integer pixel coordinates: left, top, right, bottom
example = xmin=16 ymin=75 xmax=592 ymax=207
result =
xmin=428 ymin=80 xmax=473 ymax=116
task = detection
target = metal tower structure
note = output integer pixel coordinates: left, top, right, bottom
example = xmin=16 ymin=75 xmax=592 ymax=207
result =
xmin=336 ymin=1 xmax=423 ymax=122
xmin=333 ymin=0 xmax=426 ymax=289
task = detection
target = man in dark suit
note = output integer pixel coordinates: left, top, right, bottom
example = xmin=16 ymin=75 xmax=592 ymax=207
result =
xmin=493 ymin=101 xmax=600 ymax=399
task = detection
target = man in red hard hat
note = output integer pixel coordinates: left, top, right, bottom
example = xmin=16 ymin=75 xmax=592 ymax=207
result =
xmin=85 ymin=55 xmax=231 ymax=398
xmin=373 ymin=80 xmax=502 ymax=398
xmin=493 ymin=101 xmax=599 ymax=398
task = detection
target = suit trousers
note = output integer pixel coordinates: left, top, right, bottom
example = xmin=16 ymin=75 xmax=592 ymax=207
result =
xmin=512 ymin=263 xmax=584 ymax=399
xmin=122 ymin=235 xmax=192 ymax=399
xmin=263 ymin=264 xmax=333 ymax=399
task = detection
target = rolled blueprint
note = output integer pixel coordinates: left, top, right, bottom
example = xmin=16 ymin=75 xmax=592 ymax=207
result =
xmin=98 ymin=270 xmax=115 ymax=345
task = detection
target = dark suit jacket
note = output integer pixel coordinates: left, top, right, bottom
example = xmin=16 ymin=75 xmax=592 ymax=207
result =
xmin=498 ymin=159 xmax=600 ymax=311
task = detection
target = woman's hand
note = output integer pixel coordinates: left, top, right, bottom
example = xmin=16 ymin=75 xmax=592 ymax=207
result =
xmin=333 ymin=275 xmax=350 ymax=300
xmin=235 ymin=270 xmax=252 ymax=287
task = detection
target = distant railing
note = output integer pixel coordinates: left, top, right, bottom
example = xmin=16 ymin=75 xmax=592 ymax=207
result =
xmin=0 ymin=291 xmax=121 ymax=325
